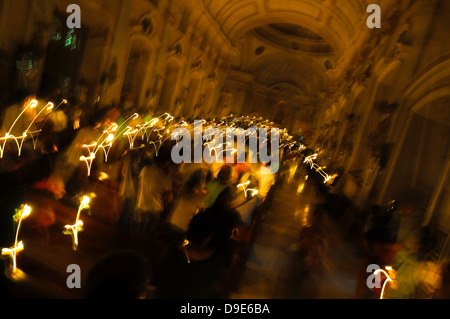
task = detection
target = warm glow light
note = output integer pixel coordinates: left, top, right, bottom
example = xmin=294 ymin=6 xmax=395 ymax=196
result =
xmin=373 ymin=266 xmax=396 ymax=299
xmin=0 ymin=98 xmax=37 ymax=157
xmin=98 ymin=171 xmax=109 ymax=181
xmin=183 ymin=239 xmax=190 ymax=264
xmin=1 ymin=241 xmax=24 ymax=272
xmin=63 ymin=196 xmax=91 ymax=250
xmin=70 ymin=112 xmax=334 ymax=183
xmin=1 ymin=204 xmax=32 ymax=272
xmin=237 ymin=180 xmax=259 ymax=198
xmin=80 ymin=153 xmax=96 ymax=176
xmin=297 ymin=182 xmax=305 ymax=194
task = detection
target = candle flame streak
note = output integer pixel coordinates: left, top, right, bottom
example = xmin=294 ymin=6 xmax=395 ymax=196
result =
xmin=0 ymin=132 xmax=27 ymax=158
xmin=123 ymin=127 xmax=139 ymax=148
xmin=0 ymin=99 xmax=69 ymax=157
xmin=33 ymin=99 xmax=68 ymax=147
xmin=237 ymin=181 xmax=259 ymax=198
xmin=79 ymin=153 xmax=96 ymax=176
xmin=373 ymin=267 xmax=396 ymax=299
xmin=6 ymin=100 xmax=37 ymax=136
xmin=64 ymin=196 xmax=90 ymax=250
xmin=183 ymin=239 xmax=191 ymax=264
xmin=71 ymin=111 xmax=335 ymax=184
xmin=1 ymin=204 xmax=31 ymax=272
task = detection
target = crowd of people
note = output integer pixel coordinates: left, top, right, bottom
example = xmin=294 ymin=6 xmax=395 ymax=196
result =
xmin=1 ymin=88 xmax=448 ymax=300
xmin=0 ymin=88 xmax=282 ymax=299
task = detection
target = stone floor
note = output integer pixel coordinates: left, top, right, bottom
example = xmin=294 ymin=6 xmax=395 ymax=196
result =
xmin=231 ymin=169 xmax=363 ymax=299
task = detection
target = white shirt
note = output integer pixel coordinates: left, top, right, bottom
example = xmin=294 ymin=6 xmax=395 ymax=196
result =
xmin=136 ymin=165 xmax=172 ymax=213
xmin=169 ymin=192 xmax=207 ymax=231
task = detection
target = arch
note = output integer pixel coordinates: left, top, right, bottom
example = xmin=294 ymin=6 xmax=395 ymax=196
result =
xmin=221 ymin=8 xmax=353 ymax=56
xmin=249 ymin=52 xmax=325 ymax=94
xmin=404 ymin=54 xmax=450 ymax=109
xmin=376 ymin=56 xmax=450 ymax=207
xmin=157 ymin=57 xmax=182 ymax=114
xmin=184 ymin=71 xmax=203 ymax=117
xmin=121 ymin=34 xmax=155 ymax=109
xmin=202 ymin=80 xmax=218 ymax=117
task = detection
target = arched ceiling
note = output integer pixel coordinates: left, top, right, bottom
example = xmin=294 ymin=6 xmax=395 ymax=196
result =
xmin=249 ymin=53 xmax=325 ymax=95
xmin=202 ymin=0 xmax=373 ymax=57
xmin=416 ymin=96 xmax=450 ymax=128
xmin=253 ymin=23 xmax=334 ymax=54
xmin=200 ymin=0 xmax=386 ymax=99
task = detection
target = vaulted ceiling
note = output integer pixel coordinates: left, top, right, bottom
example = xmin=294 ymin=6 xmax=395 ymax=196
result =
xmin=201 ymin=0 xmax=389 ymax=98
xmin=203 ymin=0 xmax=381 ymax=56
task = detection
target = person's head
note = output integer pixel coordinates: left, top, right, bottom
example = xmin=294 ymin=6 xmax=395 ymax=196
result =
xmin=85 ymin=250 xmax=152 ymax=299
xmin=217 ymin=164 xmax=232 ymax=184
xmin=185 ymin=169 xmax=208 ymax=195
xmin=154 ymin=143 xmax=173 ymax=171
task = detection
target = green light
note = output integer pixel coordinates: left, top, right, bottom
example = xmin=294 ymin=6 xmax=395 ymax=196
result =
xmin=65 ymin=29 xmax=75 ymax=47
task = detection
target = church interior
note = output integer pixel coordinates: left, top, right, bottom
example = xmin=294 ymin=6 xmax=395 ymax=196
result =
xmin=0 ymin=0 xmax=449 ymax=301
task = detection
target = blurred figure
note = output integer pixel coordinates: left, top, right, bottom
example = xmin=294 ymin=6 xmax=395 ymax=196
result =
xmin=205 ymin=164 xmax=232 ymax=208
xmin=0 ymin=91 xmax=36 ymax=137
xmin=284 ymin=205 xmax=327 ymax=298
xmin=117 ymin=147 xmax=141 ymax=233
xmin=47 ymin=102 xmax=68 ymax=138
xmin=231 ymin=172 xmax=261 ymax=260
xmin=255 ymin=162 xmax=276 ymax=210
xmin=233 ymin=172 xmax=261 ymax=228
xmin=204 ymin=187 xmax=243 ymax=268
xmin=166 ymin=168 xmax=209 ymax=244
xmin=134 ymin=146 xmax=173 ymax=239
xmin=298 ymin=205 xmax=326 ymax=271
xmin=165 ymin=160 xmax=184 ymax=222
xmin=85 ymin=250 xmax=152 ymax=299
xmin=383 ymin=235 xmax=423 ymax=299
xmin=154 ymin=211 xmax=227 ymax=299
xmin=33 ymin=114 xmax=100 ymax=199
xmin=380 ymin=226 xmax=440 ymax=299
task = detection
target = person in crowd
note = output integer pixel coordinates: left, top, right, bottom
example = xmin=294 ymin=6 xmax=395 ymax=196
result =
xmin=232 ymin=172 xmax=261 ymax=228
xmin=85 ymin=249 xmax=152 ymax=299
xmin=286 ymin=204 xmax=327 ymax=298
xmin=32 ymin=113 xmax=101 ymax=199
xmin=117 ymin=147 xmax=141 ymax=234
xmin=47 ymin=101 xmax=68 ymax=143
xmin=165 ymin=159 xmax=184 ymax=224
xmin=0 ymin=91 xmax=36 ymax=137
xmin=205 ymin=164 xmax=232 ymax=208
xmin=255 ymin=161 xmax=276 ymax=210
xmin=204 ymin=186 xmax=244 ymax=268
xmin=166 ymin=168 xmax=209 ymax=244
xmin=133 ymin=145 xmax=173 ymax=239
xmin=382 ymin=232 xmax=424 ymax=299
xmin=154 ymin=211 xmax=227 ymax=299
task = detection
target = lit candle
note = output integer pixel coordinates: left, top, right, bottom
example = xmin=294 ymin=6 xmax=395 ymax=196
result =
xmin=373 ymin=266 xmax=396 ymax=299
xmin=63 ymin=196 xmax=90 ymax=250
xmin=1 ymin=204 xmax=32 ymax=272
